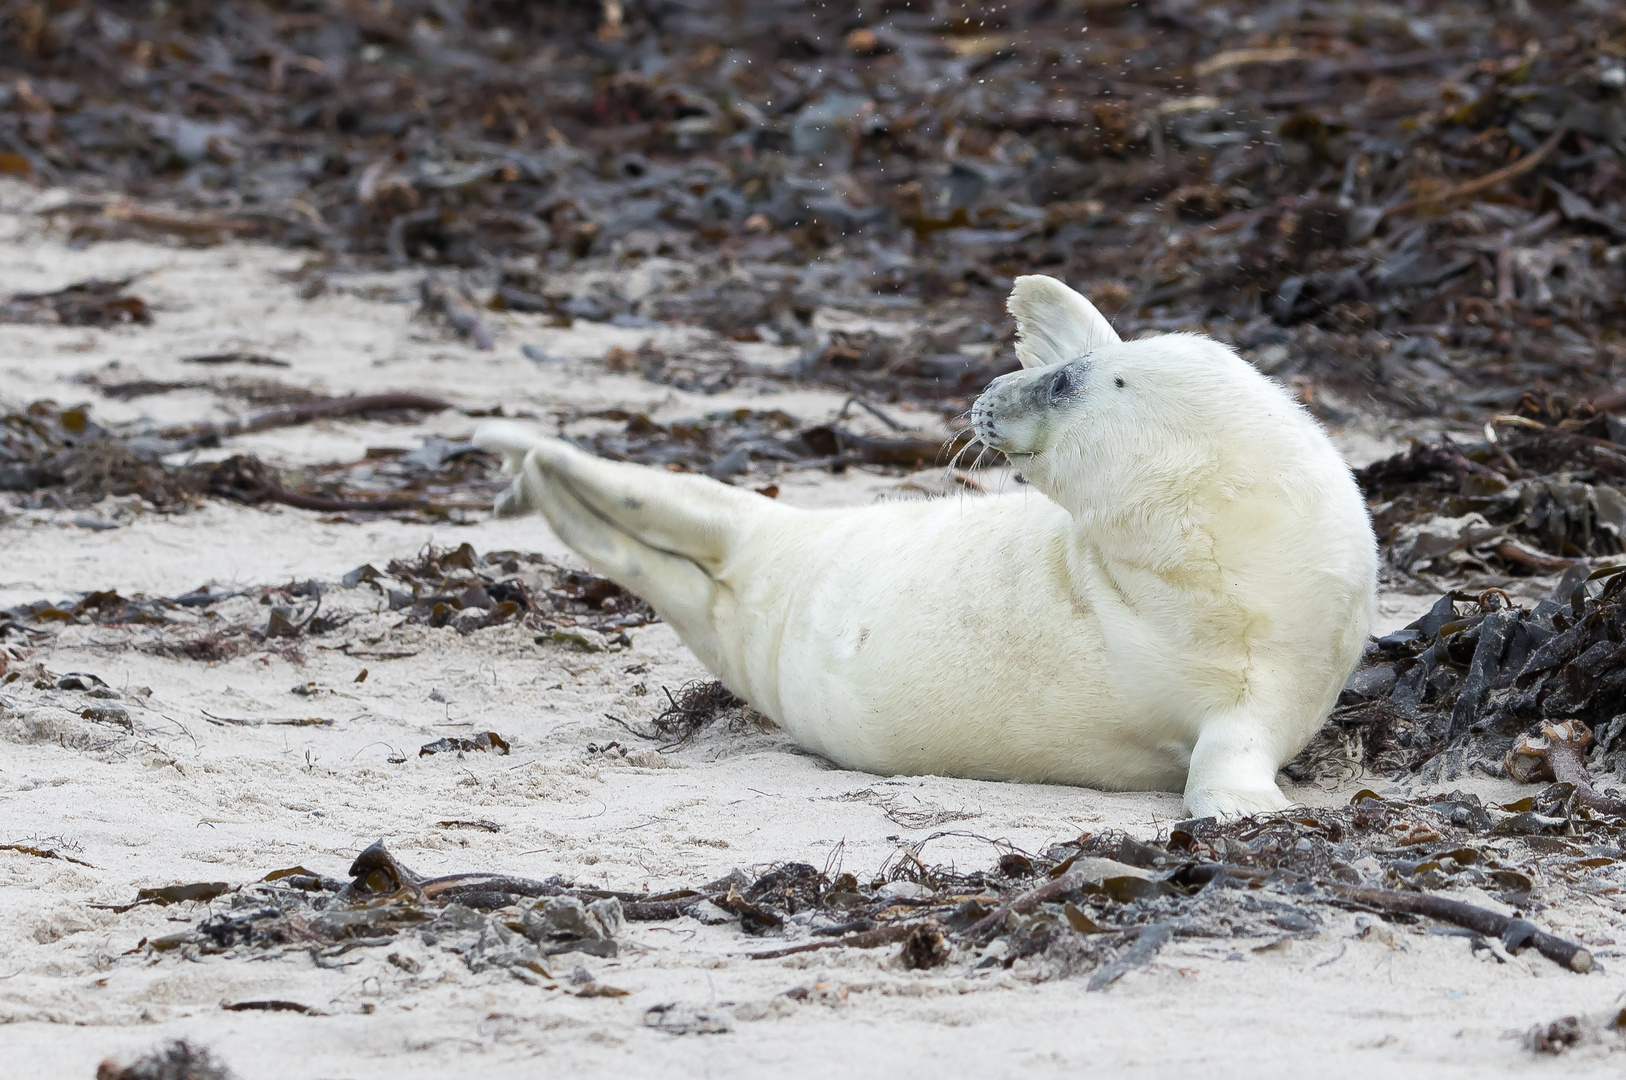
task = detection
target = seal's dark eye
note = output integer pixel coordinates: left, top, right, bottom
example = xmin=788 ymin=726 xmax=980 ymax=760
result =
xmin=1115 ymin=376 xmax=1125 ymax=388
xmin=1047 ymin=367 xmax=1072 ymax=404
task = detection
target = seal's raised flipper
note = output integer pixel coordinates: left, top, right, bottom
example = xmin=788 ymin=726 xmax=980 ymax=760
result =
xmin=473 ymin=421 xmax=775 ymax=666
xmin=475 ymin=421 xmax=766 ymax=566
xmin=523 ymin=437 xmax=771 ymax=574
xmin=1008 ymin=275 xmax=1121 ymax=369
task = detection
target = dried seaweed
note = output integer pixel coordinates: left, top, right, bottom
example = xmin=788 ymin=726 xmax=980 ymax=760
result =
xmin=1312 ymin=564 xmax=1626 ymax=782
xmin=419 ymin=731 xmax=510 ymax=757
xmin=575 ymin=407 xmax=976 ymax=480
xmin=1359 ymin=392 xmax=1626 ymax=586
xmin=1 ymin=277 xmax=149 ymax=327
xmin=150 ymin=840 xmax=613 ymax=974
xmin=3 ymin=545 xmax=655 ymax=669
xmin=96 ymin=1041 xmax=236 ymax=1080
xmin=380 ymin=542 xmax=655 ymax=638
xmin=8 ymin=1 xmax=1622 ymax=417
xmin=648 ymin=680 xmax=750 ymax=743
xmin=142 ymin=790 xmax=1613 ymax=993
xmin=2 ymin=397 xmax=499 ymax=519
xmin=1524 ymin=1011 xmax=1626 ymax=1055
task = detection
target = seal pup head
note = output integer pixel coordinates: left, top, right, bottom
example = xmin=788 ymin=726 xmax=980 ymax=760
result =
xmin=971 ymin=275 xmax=1124 ymax=474
xmin=971 ymin=274 xmax=1299 ymax=511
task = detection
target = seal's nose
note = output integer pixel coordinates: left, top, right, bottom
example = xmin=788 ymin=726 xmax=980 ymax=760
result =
xmin=971 ymin=375 xmax=1012 ymax=441
xmin=969 ymin=394 xmax=998 ymax=443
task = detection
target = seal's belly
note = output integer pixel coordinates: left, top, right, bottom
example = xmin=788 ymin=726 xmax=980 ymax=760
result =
xmin=712 ymin=495 xmax=1197 ymax=791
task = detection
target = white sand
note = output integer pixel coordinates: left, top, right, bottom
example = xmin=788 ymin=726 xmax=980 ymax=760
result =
xmin=2 ymin=180 xmax=1622 ymax=1078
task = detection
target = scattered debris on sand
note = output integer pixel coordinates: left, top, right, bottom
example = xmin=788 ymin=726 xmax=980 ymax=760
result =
xmin=123 ymin=789 xmax=1618 ymax=1001
xmin=148 ymin=840 xmax=620 ymax=977
xmin=419 ymin=731 xmax=510 ymax=757
xmin=2 ymin=397 xmax=497 ymax=520
xmin=0 ymin=544 xmax=653 ymax=669
xmin=95 ymin=1040 xmax=237 ymax=1080
xmin=0 ymin=276 xmax=150 ymax=327
xmin=1524 ymin=1011 xmax=1626 ymax=1056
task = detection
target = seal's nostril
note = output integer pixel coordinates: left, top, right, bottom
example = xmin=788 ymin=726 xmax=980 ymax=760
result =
xmin=1048 ymin=367 xmax=1072 ymax=404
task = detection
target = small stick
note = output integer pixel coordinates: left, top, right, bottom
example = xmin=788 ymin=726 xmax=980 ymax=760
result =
xmin=1496 ymin=246 xmax=1516 ymax=304
xmin=158 ymin=393 xmax=454 ymax=446
xmin=746 ymin=923 xmax=915 ymax=960
xmin=1493 ymin=541 xmax=1575 ymax=573
xmin=204 ymin=455 xmax=436 ymax=514
xmin=254 ymin=488 xmax=431 ymax=514
xmin=1324 ymin=884 xmax=1592 ymax=973
xmin=1184 ymin=863 xmax=1593 ymax=973
xmin=1481 ymin=421 xmax=1528 ymax=479
xmin=202 ymin=710 xmax=333 ymax=727
xmin=100 ymin=201 xmax=258 ymax=236
xmin=1381 ymin=127 xmax=1567 ymax=220
xmin=837 ymin=396 xmax=909 ymax=432
xmin=807 ymin=427 xmax=978 ymax=467
xmin=621 ymin=897 xmax=701 ymax=921
xmin=962 ymin=865 xmax=1086 ymax=942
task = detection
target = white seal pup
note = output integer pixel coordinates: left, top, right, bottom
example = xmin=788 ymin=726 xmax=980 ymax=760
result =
xmin=475 ymin=275 xmax=1377 ymax=817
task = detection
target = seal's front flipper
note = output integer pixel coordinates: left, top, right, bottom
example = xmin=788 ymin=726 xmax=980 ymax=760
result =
xmin=1182 ymin=707 xmax=1294 ymax=820
xmin=1183 ymin=783 xmax=1292 ymax=820
xmin=1007 ymin=275 xmax=1122 ymax=370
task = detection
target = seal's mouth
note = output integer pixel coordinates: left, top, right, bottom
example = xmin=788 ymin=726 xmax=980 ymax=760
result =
xmin=969 ymin=416 xmax=1036 ymax=463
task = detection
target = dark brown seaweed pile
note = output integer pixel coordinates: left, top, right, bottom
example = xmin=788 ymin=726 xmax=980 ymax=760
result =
xmin=0 ymin=544 xmax=655 ymax=662
xmin=138 ymin=791 xmax=1622 ymax=994
xmin=5 ymin=1 xmax=1626 ymax=414
xmin=0 ymin=276 xmax=150 ymax=326
xmin=374 ymin=541 xmax=656 ymax=638
xmin=96 ymin=1040 xmax=238 ymax=1080
xmin=2 ymin=393 xmax=976 ymax=518
xmin=575 ymin=405 xmax=972 ymax=479
xmin=1315 ymin=564 xmax=1626 ymax=783
xmin=1 ymin=397 xmax=502 ymax=518
xmin=1359 ymin=391 xmax=1626 ymax=585
xmin=644 ymin=679 xmax=754 ymax=744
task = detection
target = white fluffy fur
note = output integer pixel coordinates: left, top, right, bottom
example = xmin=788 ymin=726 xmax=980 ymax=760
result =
xmin=476 ymin=275 xmax=1377 ymax=818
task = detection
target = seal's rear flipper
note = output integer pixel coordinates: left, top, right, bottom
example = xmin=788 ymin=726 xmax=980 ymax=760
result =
xmin=1008 ymin=275 xmax=1121 ymax=369
xmin=472 ymin=422 xmax=778 ymax=665
xmin=474 ymin=422 xmax=771 ymax=566
xmin=473 ymin=420 xmax=557 ymax=518
xmin=508 ymin=446 xmax=724 ymax=662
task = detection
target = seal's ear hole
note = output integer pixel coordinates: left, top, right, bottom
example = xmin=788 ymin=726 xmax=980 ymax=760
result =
xmin=1115 ymin=376 xmax=1125 ymax=388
